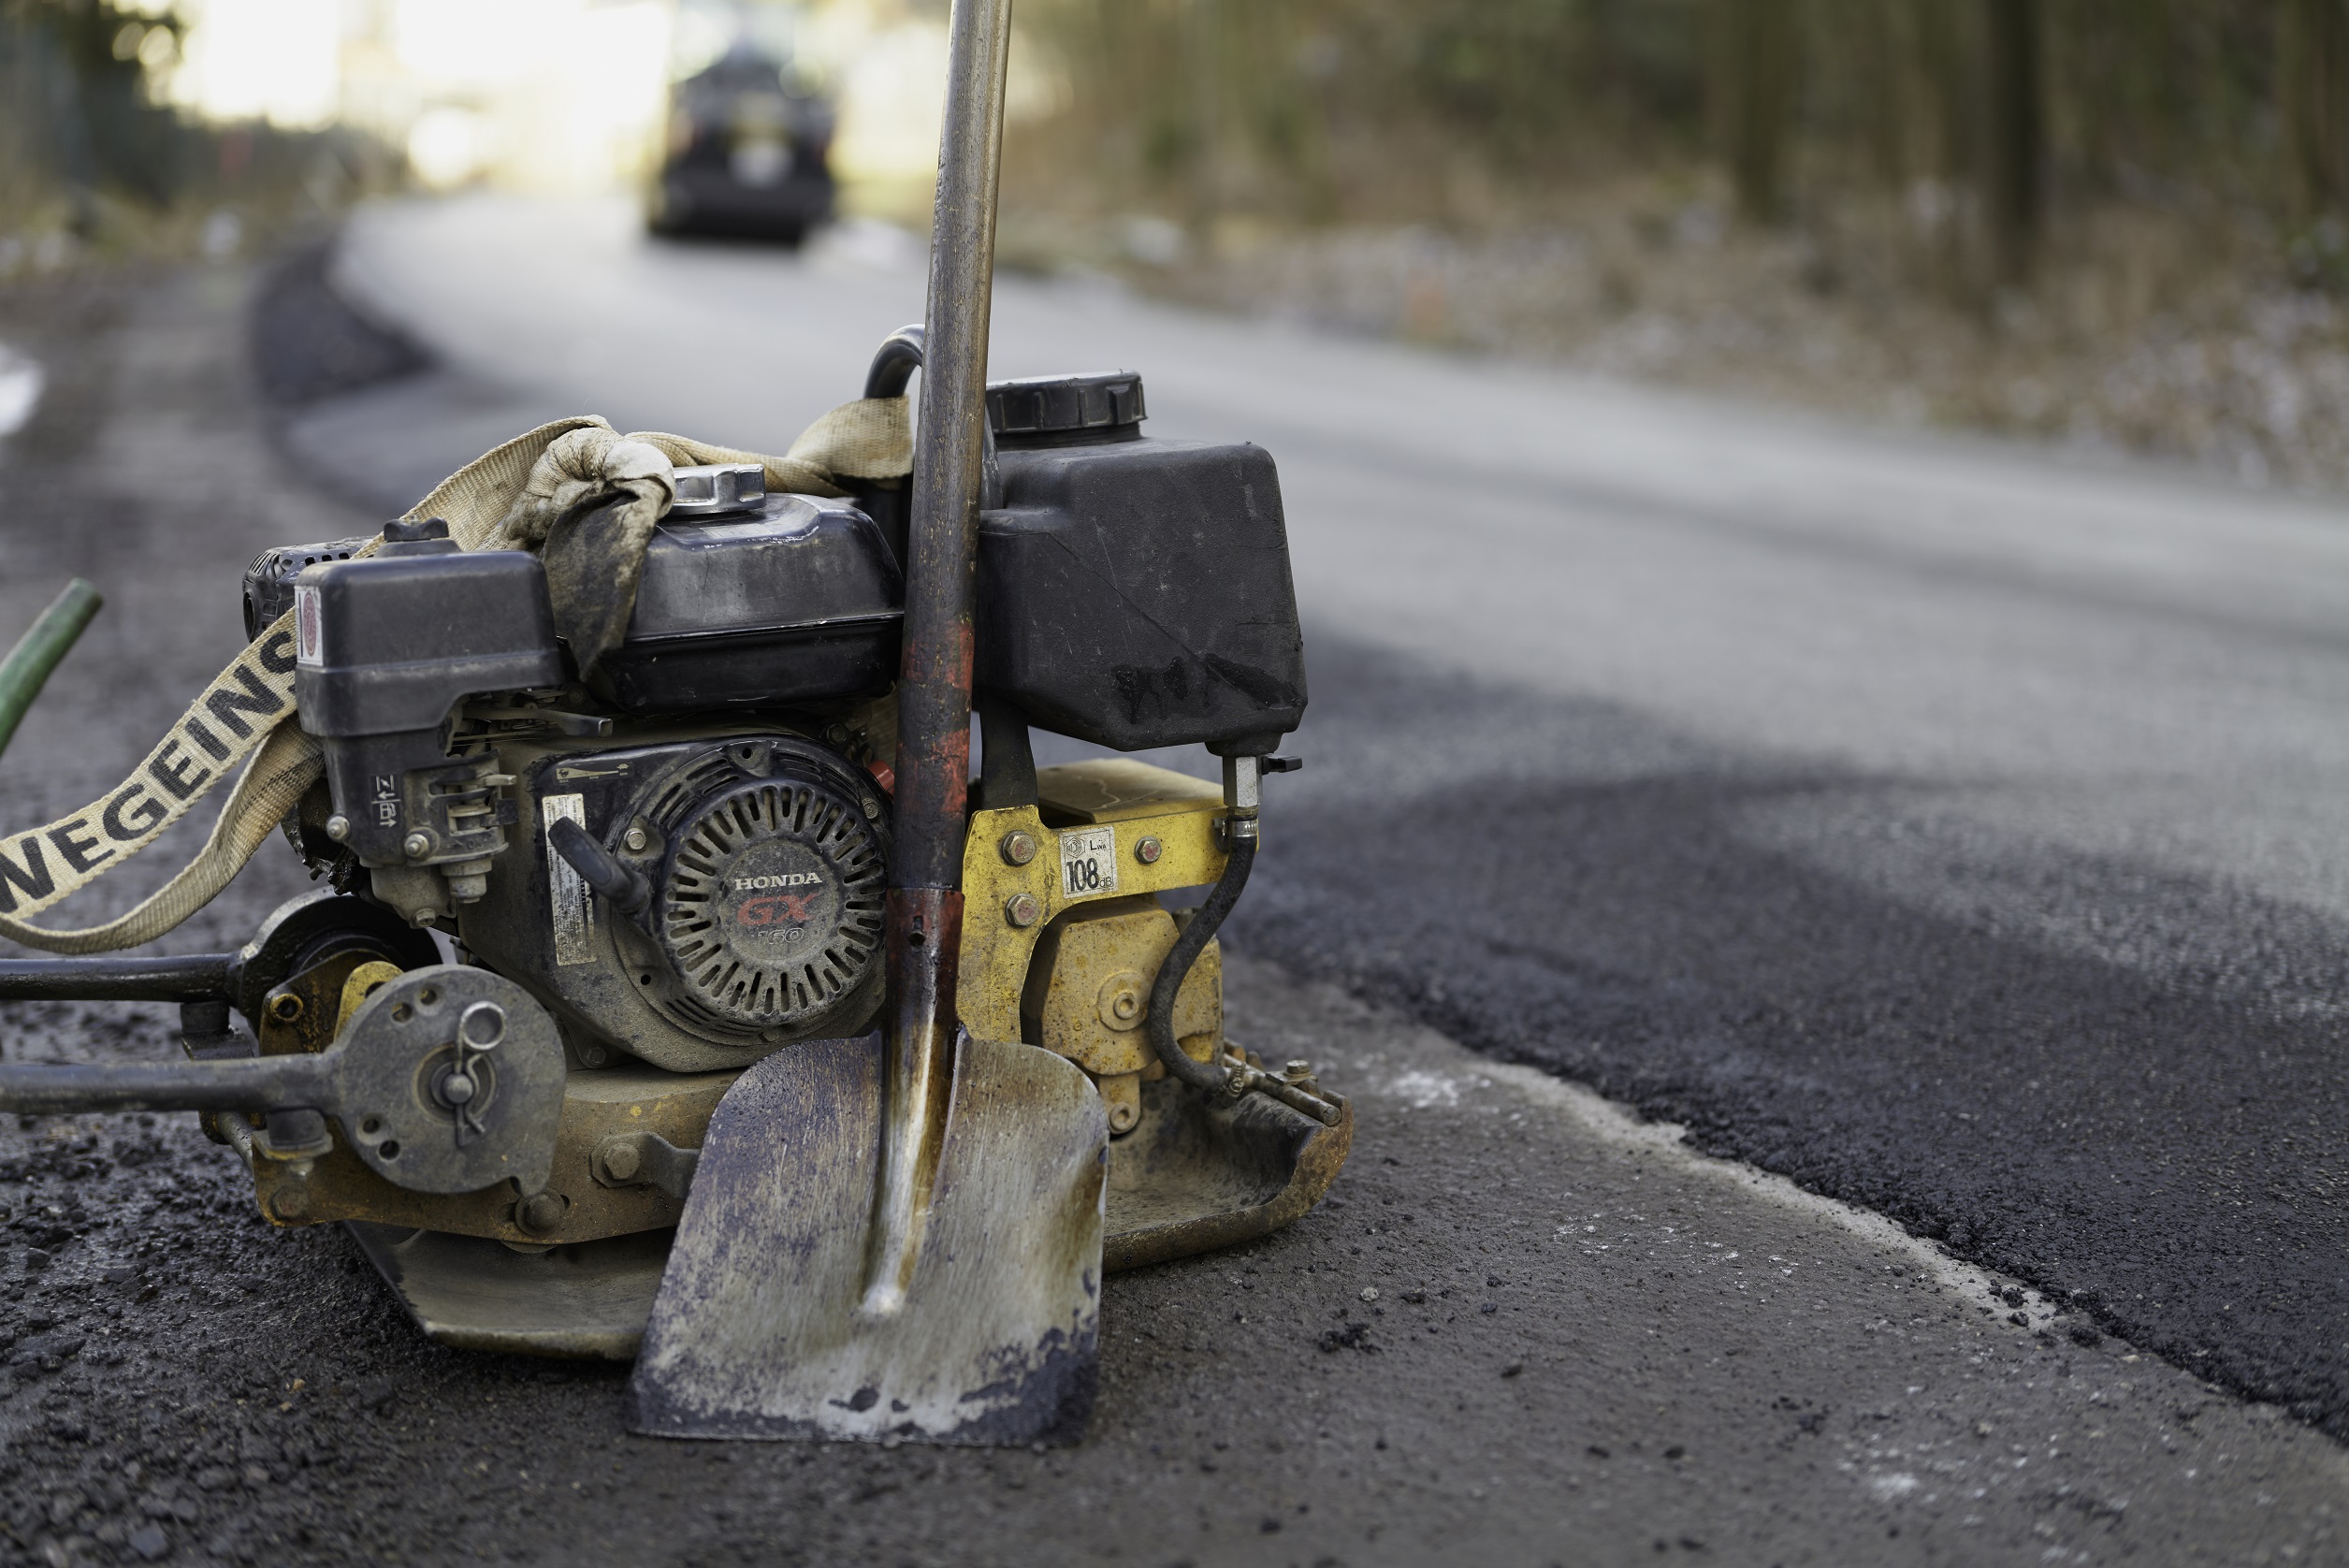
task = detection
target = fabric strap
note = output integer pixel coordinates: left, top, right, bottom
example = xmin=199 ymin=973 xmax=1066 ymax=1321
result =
xmin=0 ymin=397 xmax=911 ymax=953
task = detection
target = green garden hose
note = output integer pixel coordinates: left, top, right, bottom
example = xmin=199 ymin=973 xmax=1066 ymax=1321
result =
xmin=0 ymin=578 xmax=101 ymax=760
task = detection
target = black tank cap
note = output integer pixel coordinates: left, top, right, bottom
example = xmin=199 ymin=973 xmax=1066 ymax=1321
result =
xmin=986 ymin=371 xmax=1146 ymax=448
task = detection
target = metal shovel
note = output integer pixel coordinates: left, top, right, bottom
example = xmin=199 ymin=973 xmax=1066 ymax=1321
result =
xmin=625 ymin=0 xmax=1109 ymax=1446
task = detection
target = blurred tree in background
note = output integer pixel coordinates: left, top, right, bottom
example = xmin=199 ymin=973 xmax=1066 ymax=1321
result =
xmin=1709 ymin=0 xmax=1798 ymax=225
xmin=1 ymin=0 xmax=176 ymax=230
xmin=2283 ymin=0 xmax=2349 ymax=214
xmin=1006 ymin=1 xmax=2349 ymax=483
xmin=1013 ymin=0 xmax=2321 ymax=294
xmin=0 ymin=0 xmax=389 ymax=268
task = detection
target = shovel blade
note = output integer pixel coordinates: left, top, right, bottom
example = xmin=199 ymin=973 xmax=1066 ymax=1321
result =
xmin=625 ymin=1032 xmax=1107 ymax=1445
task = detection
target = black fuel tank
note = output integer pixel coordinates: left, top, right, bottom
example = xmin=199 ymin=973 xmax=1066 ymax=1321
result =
xmin=596 ymin=488 xmax=904 ymax=716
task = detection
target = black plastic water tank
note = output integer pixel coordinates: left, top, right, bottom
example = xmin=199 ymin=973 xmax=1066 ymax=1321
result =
xmin=974 ymin=372 xmax=1307 ymax=755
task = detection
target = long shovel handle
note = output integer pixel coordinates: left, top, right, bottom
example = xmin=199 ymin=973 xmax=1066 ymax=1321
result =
xmin=864 ymin=0 xmax=1015 ymax=1320
xmin=0 ymin=578 xmax=101 ymax=760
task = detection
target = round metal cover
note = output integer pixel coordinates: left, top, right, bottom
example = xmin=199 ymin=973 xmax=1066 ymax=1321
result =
xmin=653 ymin=767 xmax=887 ymax=1040
xmin=335 ymin=965 xmax=567 ymax=1197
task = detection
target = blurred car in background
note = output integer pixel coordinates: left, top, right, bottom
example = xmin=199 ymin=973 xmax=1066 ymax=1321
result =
xmin=647 ymin=40 xmax=834 ymax=245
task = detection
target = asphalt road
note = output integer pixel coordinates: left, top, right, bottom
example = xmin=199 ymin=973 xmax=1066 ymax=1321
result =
xmin=322 ymin=196 xmax=2349 ymax=1436
xmin=0 ymin=200 xmax=2342 ymax=1564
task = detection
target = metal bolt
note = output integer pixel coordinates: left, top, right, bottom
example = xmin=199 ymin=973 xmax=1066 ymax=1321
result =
xmin=516 ymin=1191 xmax=566 ymax=1233
xmin=1095 ymin=971 xmax=1148 ymax=1032
xmin=999 ymin=830 xmax=1038 ymax=866
xmin=623 ymin=825 xmax=648 ymax=852
xmin=1108 ymin=1101 xmax=1138 ymax=1133
xmin=268 ymin=993 xmax=303 ymax=1024
xmin=1283 ymin=1059 xmax=1314 ymax=1081
xmin=602 ymin=1140 xmax=642 ymax=1183
xmin=1004 ymin=892 xmax=1042 ymax=928
xmin=323 ymin=815 xmax=351 ymax=843
xmin=1135 ymin=835 xmax=1164 ymax=864
xmin=401 ymin=831 xmax=432 ymax=859
xmin=441 ymin=1072 xmax=476 ymax=1106
xmin=269 ymin=1184 xmax=311 ymax=1223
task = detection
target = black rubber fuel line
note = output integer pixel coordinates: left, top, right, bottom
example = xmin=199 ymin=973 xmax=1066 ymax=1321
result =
xmin=1146 ymin=828 xmax=1255 ymax=1094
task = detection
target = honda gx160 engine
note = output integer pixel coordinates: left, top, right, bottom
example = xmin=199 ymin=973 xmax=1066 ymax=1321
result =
xmin=250 ymin=356 xmax=1305 ymax=1077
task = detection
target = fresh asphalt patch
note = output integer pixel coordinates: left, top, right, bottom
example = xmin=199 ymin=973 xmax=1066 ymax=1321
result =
xmin=1232 ymin=632 xmax=2349 ymax=1443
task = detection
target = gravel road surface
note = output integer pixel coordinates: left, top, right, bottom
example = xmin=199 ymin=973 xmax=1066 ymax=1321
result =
xmin=0 ymin=206 xmax=2341 ymax=1565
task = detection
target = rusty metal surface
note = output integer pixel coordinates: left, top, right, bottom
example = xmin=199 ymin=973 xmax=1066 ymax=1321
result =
xmin=889 ymin=0 xmax=1009 ymax=894
xmin=345 ymin=1221 xmax=673 ymax=1359
xmin=856 ymin=0 xmax=1016 ymax=1342
xmin=958 ymin=775 xmax=1226 ymax=1043
xmin=0 ymin=965 xmax=570 ymax=1195
xmin=626 ymin=1032 xmax=1107 ymax=1443
xmin=866 ymin=886 xmax=964 ymax=1316
xmin=1102 ymin=1076 xmax=1353 ymax=1273
xmin=251 ymin=1066 xmax=736 ymax=1244
xmin=1020 ymin=895 xmax=1219 ymax=1079
xmin=256 ymin=949 xmax=380 ymax=1054
xmin=1033 ymin=758 xmax=1223 ymax=825
xmin=338 ymin=1053 xmax=1341 ymax=1360
xmin=332 ymin=959 xmax=402 ymax=1038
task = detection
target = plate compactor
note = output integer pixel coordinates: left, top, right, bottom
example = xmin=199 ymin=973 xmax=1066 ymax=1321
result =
xmin=0 ymin=0 xmax=1345 ymax=1446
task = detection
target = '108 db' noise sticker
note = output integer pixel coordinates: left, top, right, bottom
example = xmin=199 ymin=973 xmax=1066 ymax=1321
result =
xmin=1058 ymin=826 xmax=1118 ymax=899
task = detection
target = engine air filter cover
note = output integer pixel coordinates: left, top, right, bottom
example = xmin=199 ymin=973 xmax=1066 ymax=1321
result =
xmin=649 ymin=747 xmax=888 ymax=1042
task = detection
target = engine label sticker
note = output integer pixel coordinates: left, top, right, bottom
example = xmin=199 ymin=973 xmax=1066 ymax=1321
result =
xmin=544 ymin=793 xmax=595 ymax=965
xmin=1058 ymin=826 xmax=1119 ymax=901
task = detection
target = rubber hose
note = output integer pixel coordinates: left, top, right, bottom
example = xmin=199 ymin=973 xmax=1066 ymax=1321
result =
xmin=0 ymin=578 xmax=101 ymax=760
xmin=1146 ymin=831 xmax=1255 ymax=1092
xmin=863 ymin=326 xmax=925 ymax=399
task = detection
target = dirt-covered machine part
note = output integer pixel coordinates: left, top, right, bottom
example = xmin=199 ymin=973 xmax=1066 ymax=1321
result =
xmin=0 ymin=0 xmax=1342 ymax=1445
xmin=0 ymin=328 xmax=1347 ymax=1376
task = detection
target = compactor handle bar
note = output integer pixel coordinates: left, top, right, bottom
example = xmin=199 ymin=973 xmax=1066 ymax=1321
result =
xmin=0 ymin=953 xmax=233 ymax=1003
xmin=0 ymin=1053 xmax=330 ymax=1116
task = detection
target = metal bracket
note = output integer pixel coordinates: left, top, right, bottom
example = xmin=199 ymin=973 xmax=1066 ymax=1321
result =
xmin=1216 ymin=1043 xmax=1343 ymax=1127
xmin=254 ymin=1108 xmax=334 ymax=1160
xmin=592 ymin=1130 xmax=701 ymax=1203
